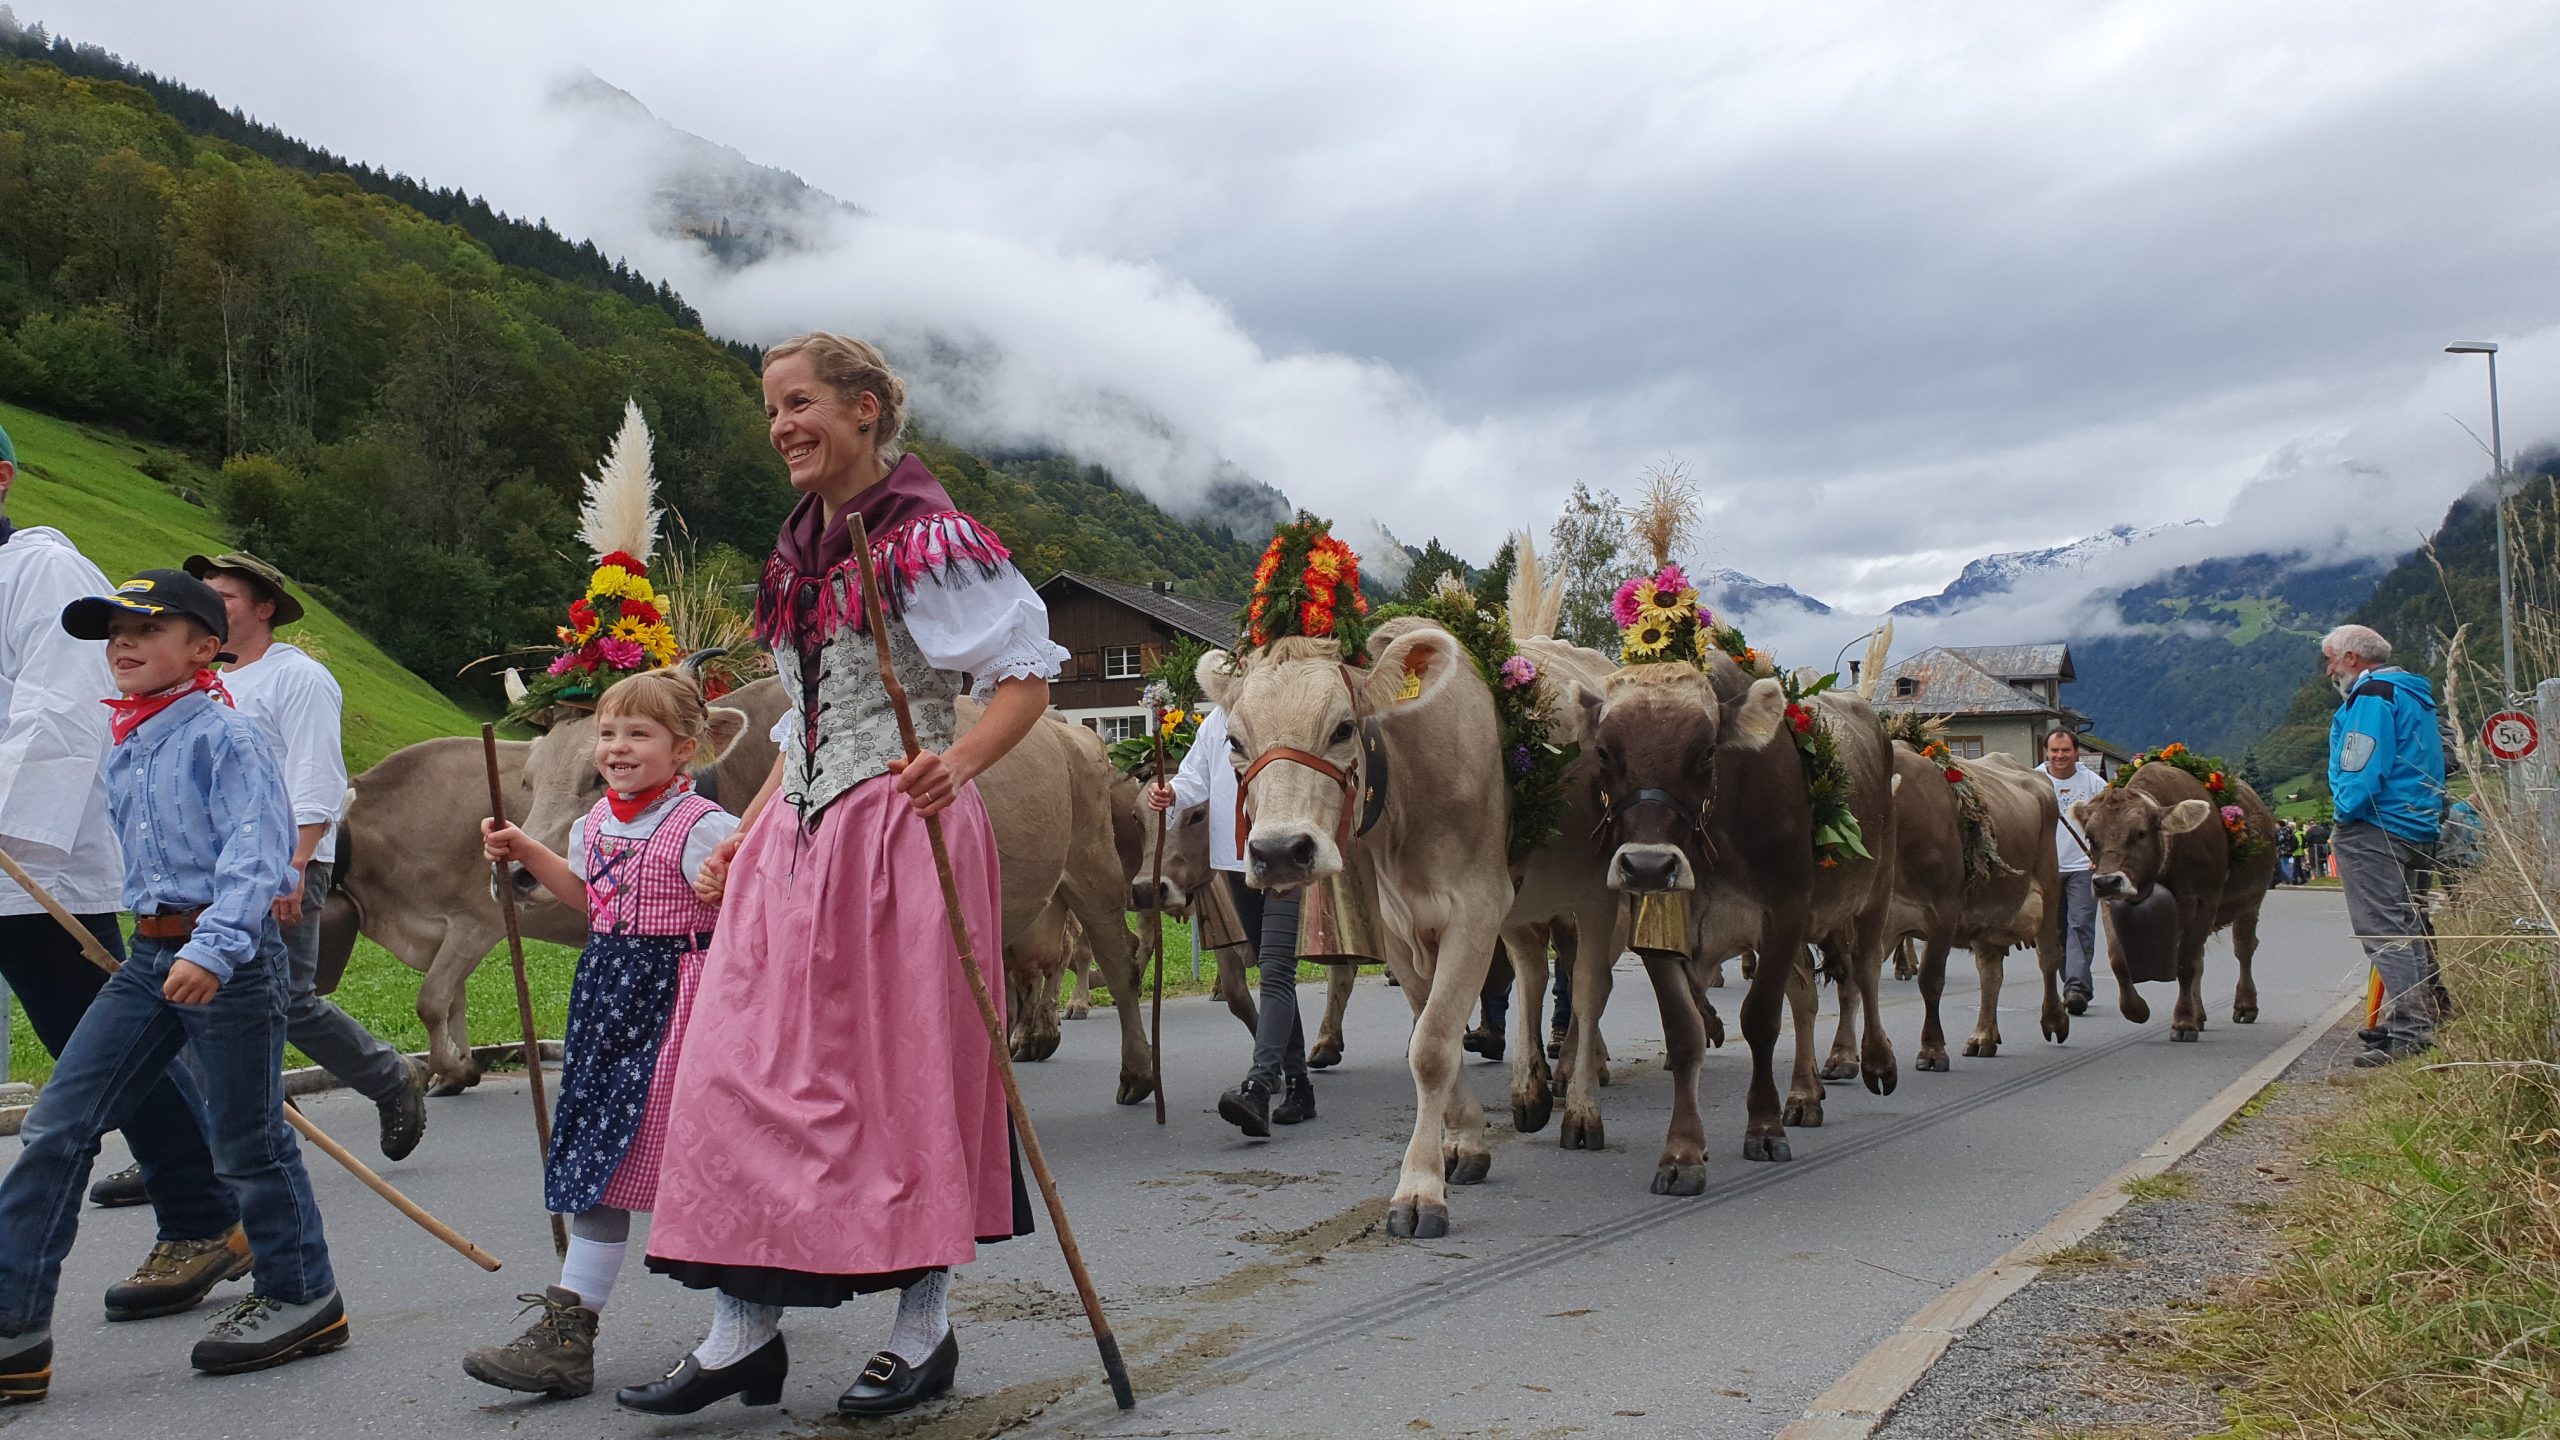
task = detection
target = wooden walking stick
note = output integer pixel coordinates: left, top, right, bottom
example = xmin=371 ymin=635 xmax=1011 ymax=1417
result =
xmin=1147 ymin=726 xmax=1169 ymax=1125
xmin=481 ymin=724 xmax=569 ymax=1260
xmin=0 ymin=845 xmax=502 ymax=1271
xmin=847 ymin=514 xmax=1138 ymax=1411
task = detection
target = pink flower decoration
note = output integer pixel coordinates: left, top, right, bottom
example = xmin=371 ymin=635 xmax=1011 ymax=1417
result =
xmin=598 ymin=636 xmax=645 ymax=669
xmin=1654 ymin=563 xmax=1691 ymax=593
xmin=1500 ymin=654 xmax=1539 ymax=689
xmin=2219 ymin=805 xmax=2245 ymax=825
xmin=1610 ymin=575 xmax=1648 ymax=629
xmin=545 ymin=652 xmax=577 ymax=676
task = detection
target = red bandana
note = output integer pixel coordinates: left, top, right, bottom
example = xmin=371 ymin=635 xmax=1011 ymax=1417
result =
xmin=606 ymin=773 xmax=689 ymax=824
xmin=104 ymin=669 xmax=231 ymax=746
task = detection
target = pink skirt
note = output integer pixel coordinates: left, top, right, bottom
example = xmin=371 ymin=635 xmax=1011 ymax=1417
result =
xmin=594 ymin=948 xmax=705 ymax=1213
xmin=645 ymin=777 xmax=1020 ymax=1298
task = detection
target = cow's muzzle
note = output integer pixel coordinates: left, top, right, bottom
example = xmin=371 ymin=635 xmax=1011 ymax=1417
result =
xmin=2091 ymin=870 xmax=2133 ymax=899
xmin=1609 ymin=842 xmax=1694 ymax=895
xmin=1247 ymin=831 xmax=1333 ymax=891
xmin=1131 ymin=876 xmax=1190 ymax=913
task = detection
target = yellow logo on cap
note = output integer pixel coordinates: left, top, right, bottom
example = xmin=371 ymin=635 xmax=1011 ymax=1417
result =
xmin=117 ymin=578 xmax=157 ymax=594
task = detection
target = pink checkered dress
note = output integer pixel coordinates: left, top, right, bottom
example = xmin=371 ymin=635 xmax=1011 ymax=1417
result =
xmin=544 ymin=791 xmax=722 ymax=1215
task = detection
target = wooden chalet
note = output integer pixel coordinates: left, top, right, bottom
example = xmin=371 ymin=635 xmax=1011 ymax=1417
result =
xmin=1035 ymin=572 xmax=1243 ymax=739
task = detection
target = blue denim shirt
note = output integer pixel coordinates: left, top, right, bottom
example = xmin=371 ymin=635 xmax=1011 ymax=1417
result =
xmin=106 ymin=691 xmax=293 ymax=981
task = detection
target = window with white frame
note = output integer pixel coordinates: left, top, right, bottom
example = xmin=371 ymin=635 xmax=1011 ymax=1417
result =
xmin=1947 ymin=735 xmax=1986 ymax=760
xmin=1094 ymin=714 xmax=1147 ymax=742
xmin=1102 ymin=646 xmax=1144 ymax=679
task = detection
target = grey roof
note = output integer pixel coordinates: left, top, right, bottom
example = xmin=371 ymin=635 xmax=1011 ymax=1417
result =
xmin=1876 ymin=646 xmax=2062 ymax=717
xmin=1947 ymin=643 xmax=2074 ymax=683
xmin=1041 ymin=572 xmax=1243 ymax=644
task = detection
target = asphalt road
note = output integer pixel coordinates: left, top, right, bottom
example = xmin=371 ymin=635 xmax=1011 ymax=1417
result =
xmin=5 ymin=887 xmax=2361 ymax=1439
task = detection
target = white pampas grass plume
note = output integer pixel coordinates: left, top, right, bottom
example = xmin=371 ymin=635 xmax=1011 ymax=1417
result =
xmin=1858 ymin=620 xmax=1894 ymax=700
xmin=1506 ymin=528 xmax=1566 ymax=641
xmin=577 ymin=399 xmax=660 ymax=563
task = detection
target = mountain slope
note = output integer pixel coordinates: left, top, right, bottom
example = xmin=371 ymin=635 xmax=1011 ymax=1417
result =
xmin=1 ymin=399 xmax=482 ymax=770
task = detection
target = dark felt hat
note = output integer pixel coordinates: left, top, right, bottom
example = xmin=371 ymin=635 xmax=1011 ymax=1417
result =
xmin=184 ymin=550 xmax=304 ymax=627
xmin=61 ymin=568 xmax=235 ymax=661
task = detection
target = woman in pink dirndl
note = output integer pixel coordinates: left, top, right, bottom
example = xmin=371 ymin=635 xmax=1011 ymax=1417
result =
xmin=626 ymin=334 xmax=1065 ymax=1420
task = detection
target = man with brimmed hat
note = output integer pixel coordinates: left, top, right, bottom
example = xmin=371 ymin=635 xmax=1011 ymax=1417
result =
xmin=185 ymin=549 xmax=428 ymax=1162
xmin=0 ymin=562 xmax=349 ymax=1398
xmin=0 ymin=429 xmax=257 ymax=1357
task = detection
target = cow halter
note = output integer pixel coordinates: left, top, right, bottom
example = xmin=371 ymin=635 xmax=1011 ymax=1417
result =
xmin=1234 ymin=664 xmax=1390 ymax=860
xmin=1597 ymin=785 xmax=1716 ymax=867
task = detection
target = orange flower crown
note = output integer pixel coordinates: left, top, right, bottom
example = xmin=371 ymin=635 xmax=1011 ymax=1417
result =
xmin=1241 ymin=513 xmax=1373 ymax=655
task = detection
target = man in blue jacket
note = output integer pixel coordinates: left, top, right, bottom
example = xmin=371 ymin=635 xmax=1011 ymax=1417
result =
xmin=2323 ymin=624 xmax=2447 ymax=1066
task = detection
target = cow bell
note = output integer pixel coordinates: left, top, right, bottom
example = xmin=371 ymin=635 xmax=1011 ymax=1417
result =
xmin=1195 ymin=878 xmax=1253 ymax=956
xmin=1627 ymin=890 xmax=1691 ymax=961
xmin=1294 ymin=864 xmax=1386 ymax=967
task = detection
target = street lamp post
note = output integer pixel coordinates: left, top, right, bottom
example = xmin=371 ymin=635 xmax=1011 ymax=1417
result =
xmin=2447 ymin=341 xmax=2512 ymax=700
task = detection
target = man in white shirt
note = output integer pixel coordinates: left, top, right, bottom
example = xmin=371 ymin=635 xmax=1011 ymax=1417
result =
xmin=2042 ymin=728 xmax=2109 ymax=1014
xmin=0 ymin=422 xmax=256 ymax=1320
xmin=189 ymin=551 xmax=427 ymax=1161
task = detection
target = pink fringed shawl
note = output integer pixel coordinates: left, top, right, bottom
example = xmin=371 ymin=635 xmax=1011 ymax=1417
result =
xmin=752 ymin=454 xmax=1013 ymax=653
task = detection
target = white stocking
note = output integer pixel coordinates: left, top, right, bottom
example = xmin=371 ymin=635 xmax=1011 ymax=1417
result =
xmin=694 ymin=1291 xmax=783 ymax=1369
xmin=885 ymin=1267 xmax=952 ymax=1364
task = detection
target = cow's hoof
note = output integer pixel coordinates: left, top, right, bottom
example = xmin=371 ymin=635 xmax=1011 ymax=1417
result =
xmin=426 ymin=1076 xmax=470 ymax=1098
xmin=2171 ymin=1028 xmax=2200 ymax=1043
xmin=1513 ymin=1091 xmax=1553 ymax=1135
xmin=1307 ymin=1040 xmax=1344 ymax=1070
xmin=1704 ymin=1013 xmax=1726 ymax=1049
xmin=1115 ymin=1074 xmax=1155 ymax=1105
xmin=1651 ymin=1163 xmax=1708 ymax=1196
xmin=1743 ymin=1132 xmax=1792 ymax=1163
xmin=1387 ymin=1200 xmax=1449 ymax=1240
xmin=2121 ymin=994 xmax=2151 ymax=1024
xmin=1965 ymin=1039 xmax=1998 ymax=1059
xmin=1916 ymin=1051 xmax=1950 ymax=1073
xmin=1864 ymin=1064 xmax=1897 ymax=1097
xmin=1783 ymin=1097 xmax=1823 ymax=1128
xmin=1819 ymin=1056 xmax=1857 ymax=1082
xmin=1064 ymin=1004 xmax=1090 ymax=1021
xmin=1445 ymin=1150 xmax=1491 ymax=1186
xmin=1560 ymin=1113 xmax=1606 ymax=1152
xmin=2233 ymin=1006 xmax=2259 ymax=1025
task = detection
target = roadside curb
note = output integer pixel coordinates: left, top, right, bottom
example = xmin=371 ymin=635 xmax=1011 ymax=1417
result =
xmin=0 ymin=1040 xmax=562 ymax=1138
xmin=1776 ymin=986 xmax=2363 ymax=1440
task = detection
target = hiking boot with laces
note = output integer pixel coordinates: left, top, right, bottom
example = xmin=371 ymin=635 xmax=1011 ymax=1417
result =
xmin=1272 ymin=1074 xmax=1317 ymax=1126
xmin=104 ymin=1226 xmax=253 ymax=1321
xmin=190 ymin=1291 xmax=349 ymax=1375
xmin=1218 ymin=1076 xmax=1272 ymax=1137
xmin=379 ymin=1057 xmax=430 ymax=1162
xmin=463 ymin=1287 xmax=598 ymax=1398
xmin=87 ymin=1163 xmax=147 ymax=1209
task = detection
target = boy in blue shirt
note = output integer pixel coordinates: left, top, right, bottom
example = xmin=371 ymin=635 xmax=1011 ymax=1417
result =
xmin=0 ymin=569 xmax=346 ymax=1404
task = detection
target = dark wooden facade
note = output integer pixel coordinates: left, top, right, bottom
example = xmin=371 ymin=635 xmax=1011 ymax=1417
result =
xmin=1036 ymin=573 xmax=1242 ymax=721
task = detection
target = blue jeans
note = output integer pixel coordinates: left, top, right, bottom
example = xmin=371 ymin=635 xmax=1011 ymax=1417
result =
xmin=0 ymin=927 xmax=335 ymax=1333
xmin=0 ymin=912 xmax=236 ymax=1247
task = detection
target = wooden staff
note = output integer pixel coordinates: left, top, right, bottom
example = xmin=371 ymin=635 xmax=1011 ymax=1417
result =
xmin=1147 ymin=726 xmax=1169 ymax=1126
xmin=847 ymin=514 xmax=1137 ymax=1412
xmin=0 ymin=845 xmax=501 ymax=1272
xmin=481 ymin=725 xmax=569 ymax=1260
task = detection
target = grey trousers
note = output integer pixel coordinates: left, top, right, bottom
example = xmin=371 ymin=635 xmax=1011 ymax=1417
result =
xmin=2058 ymin=869 xmax=2097 ymax=991
xmin=2333 ymin=821 xmax=2442 ymax=1050
xmin=1224 ymin=875 xmax=1307 ymax=1088
xmin=282 ymin=860 xmax=411 ymax=1103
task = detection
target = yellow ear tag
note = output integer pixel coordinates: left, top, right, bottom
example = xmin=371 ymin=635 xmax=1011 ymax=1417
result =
xmin=1398 ymin=668 xmax=1423 ymax=702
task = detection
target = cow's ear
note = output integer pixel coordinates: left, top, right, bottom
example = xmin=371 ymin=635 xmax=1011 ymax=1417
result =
xmin=2162 ymin=798 xmax=2213 ymax=834
xmin=1577 ymin=684 xmax=1605 ymax=735
xmin=1362 ymin=626 xmax=1462 ymax=713
xmin=1726 ymin=677 xmax=1788 ymax=752
xmin=1197 ymin=649 xmax=1241 ymax=708
xmin=700 ymin=705 xmax=751 ymax=767
xmin=2069 ymin=796 xmax=2099 ymax=827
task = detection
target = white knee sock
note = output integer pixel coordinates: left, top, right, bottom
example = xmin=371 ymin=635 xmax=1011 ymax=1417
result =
xmin=695 ymin=1291 xmax=783 ymax=1369
xmin=557 ymin=1237 xmax=626 ymax=1311
xmin=885 ymin=1268 xmax=952 ymax=1364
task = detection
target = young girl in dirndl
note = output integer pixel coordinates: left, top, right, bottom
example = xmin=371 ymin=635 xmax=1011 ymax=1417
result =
xmin=462 ymin=669 xmax=742 ymax=1399
xmin=625 ymin=334 xmax=1065 ymax=1420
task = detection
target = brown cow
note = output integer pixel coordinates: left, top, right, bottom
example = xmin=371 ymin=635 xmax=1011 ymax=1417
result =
xmin=2071 ymin=764 xmax=2276 ymax=1040
xmin=1580 ymin=663 xmax=1898 ymax=1173
xmin=1124 ymin=789 xmax=1260 ymax=1035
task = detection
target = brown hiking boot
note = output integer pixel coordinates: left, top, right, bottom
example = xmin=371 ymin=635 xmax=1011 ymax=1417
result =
xmin=463 ymin=1287 xmax=598 ymax=1398
xmin=104 ymin=1227 xmax=253 ymax=1321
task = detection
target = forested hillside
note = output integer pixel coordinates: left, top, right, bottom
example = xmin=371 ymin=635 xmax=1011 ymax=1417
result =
xmin=0 ymin=45 xmax=1262 ymax=702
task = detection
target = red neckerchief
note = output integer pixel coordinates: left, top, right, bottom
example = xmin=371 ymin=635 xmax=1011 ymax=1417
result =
xmin=105 ymin=669 xmax=231 ymax=746
xmin=606 ymin=773 xmax=689 ymax=824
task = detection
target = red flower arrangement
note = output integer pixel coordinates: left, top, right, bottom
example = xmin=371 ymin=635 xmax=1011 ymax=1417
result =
xmin=1240 ymin=514 xmax=1372 ymax=654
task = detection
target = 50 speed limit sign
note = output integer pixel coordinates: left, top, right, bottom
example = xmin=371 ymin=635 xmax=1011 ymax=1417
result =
xmin=2484 ymin=710 xmax=2540 ymax=762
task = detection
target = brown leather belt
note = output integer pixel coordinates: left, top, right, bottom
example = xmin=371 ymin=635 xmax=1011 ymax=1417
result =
xmin=133 ymin=908 xmax=205 ymax=941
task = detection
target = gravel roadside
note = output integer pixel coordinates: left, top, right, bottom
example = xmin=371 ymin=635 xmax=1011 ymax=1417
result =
xmin=1871 ymin=1016 xmax=2369 ymax=1440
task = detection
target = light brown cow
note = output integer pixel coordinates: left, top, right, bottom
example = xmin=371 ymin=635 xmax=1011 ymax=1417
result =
xmin=2072 ymin=764 xmax=2275 ymax=1040
xmin=1581 ymin=663 xmax=1898 ymax=1172
xmin=1863 ymin=747 xmax=2065 ymax=1072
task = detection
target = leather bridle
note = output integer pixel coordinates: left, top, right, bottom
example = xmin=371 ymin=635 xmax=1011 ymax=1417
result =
xmin=1234 ymin=665 xmax=1389 ymax=859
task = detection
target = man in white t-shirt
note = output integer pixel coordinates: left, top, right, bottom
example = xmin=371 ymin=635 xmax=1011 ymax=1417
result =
xmin=189 ymin=551 xmax=427 ymax=1161
xmin=0 ymin=422 xmax=255 ymax=1320
xmin=2042 ymin=728 xmax=2109 ymax=1014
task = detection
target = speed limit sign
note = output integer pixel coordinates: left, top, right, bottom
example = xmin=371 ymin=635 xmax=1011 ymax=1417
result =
xmin=2484 ymin=710 xmax=2540 ymax=762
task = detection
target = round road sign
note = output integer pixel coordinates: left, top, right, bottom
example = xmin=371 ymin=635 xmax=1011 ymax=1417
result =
xmin=2484 ymin=710 xmax=2539 ymax=762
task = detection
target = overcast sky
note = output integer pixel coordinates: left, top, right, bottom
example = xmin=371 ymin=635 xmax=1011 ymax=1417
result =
xmin=43 ymin=1 xmax=2560 ymax=622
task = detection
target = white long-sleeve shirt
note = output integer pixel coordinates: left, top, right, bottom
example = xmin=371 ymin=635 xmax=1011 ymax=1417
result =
xmin=220 ymin=641 xmax=346 ymax=867
xmin=0 ymin=524 xmax=125 ymax=915
xmin=1167 ymin=706 xmax=1242 ymax=874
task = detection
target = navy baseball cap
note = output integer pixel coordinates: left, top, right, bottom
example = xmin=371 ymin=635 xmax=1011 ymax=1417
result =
xmin=62 ymin=569 xmax=235 ymax=661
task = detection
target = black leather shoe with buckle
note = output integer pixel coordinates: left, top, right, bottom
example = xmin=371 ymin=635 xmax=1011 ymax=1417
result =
xmin=838 ymin=1329 xmax=957 ymax=1417
xmin=615 ymin=1334 xmax=787 ymax=1414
